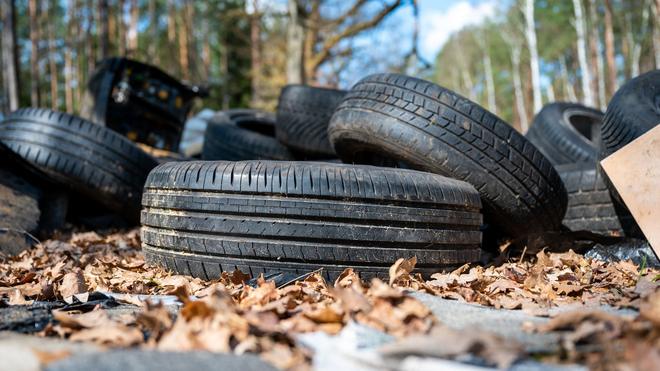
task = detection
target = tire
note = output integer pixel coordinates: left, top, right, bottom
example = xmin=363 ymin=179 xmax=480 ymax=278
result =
xmin=328 ymin=73 xmax=567 ymax=240
xmin=601 ymin=69 xmax=660 ymax=158
xmin=202 ymin=111 xmax=294 ymax=161
xmin=0 ymin=108 xmax=158 ymax=220
xmin=556 ymin=163 xmax=622 ymax=235
xmin=600 ymin=70 xmax=660 ymax=237
xmin=526 ymin=103 xmax=603 ymax=165
xmin=141 ymin=161 xmax=483 ymax=280
xmin=276 ymin=85 xmax=346 ymax=158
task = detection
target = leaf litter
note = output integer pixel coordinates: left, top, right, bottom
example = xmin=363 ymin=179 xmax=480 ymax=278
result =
xmin=0 ymin=229 xmax=658 ymax=370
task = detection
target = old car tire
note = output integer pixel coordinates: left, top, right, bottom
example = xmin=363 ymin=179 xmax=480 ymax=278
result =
xmin=0 ymin=108 xmax=158 ymax=221
xmin=601 ymin=69 xmax=660 ymax=158
xmin=328 ymin=73 xmax=567 ymax=240
xmin=275 ymin=85 xmax=346 ymax=158
xmin=556 ymin=163 xmax=622 ymax=235
xmin=600 ymin=70 xmax=660 ymax=238
xmin=526 ymin=103 xmax=603 ymax=165
xmin=141 ymin=161 xmax=483 ymax=280
xmin=202 ymin=111 xmax=294 ymax=161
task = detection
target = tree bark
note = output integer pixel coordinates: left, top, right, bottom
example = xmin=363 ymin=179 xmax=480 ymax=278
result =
xmin=573 ymin=0 xmax=595 ymax=106
xmin=46 ymin=0 xmax=58 ymax=110
xmin=29 ymin=0 xmax=40 ymax=106
xmin=148 ymin=0 xmax=158 ymax=63
xmin=630 ymin=0 xmax=650 ymax=78
xmin=65 ymin=2 xmax=75 ymax=113
xmin=98 ymin=0 xmax=109 ymax=60
xmin=588 ymin=0 xmax=606 ymax=109
xmin=603 ymin=0 xmax=617 ymax=96
xmin=546 ymin=81 xmax=556 ymax=102
xmin=128 ymin=0 xmax=139 ymax=55
xmin=286 ymin=0 xmax=304 ymax=84
xmin=654 ymin=0 xmax=660 ymax=69
xmin=1 ymin=0 xmax=20 ymax=111
xmin=86 ymin=0 xmax=96 ymax=75
xmin=177 ymin=2 xmax=190 ymax=81
xmin=523 ymin=0 xmax=542 ymax=113
xmin=560 ymin=55 xmax=578 ymax=102
xmin=483 ymin=49 xmax=497 ymax=114
xmin=250 ymin=0 xmax=263 ymax=106
xmin=118 ymin=0 xmax=126 ymax=56
xmin=511 ymin=45 xmax=528 ymax=133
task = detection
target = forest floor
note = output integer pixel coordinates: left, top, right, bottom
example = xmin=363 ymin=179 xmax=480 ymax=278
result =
xmin=1 ymin=229 xmax=659 ymax=370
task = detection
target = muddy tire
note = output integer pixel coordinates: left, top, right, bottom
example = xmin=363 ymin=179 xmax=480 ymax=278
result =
xmin=556 ymin=163 xmax=622 ymax=235
xmin=328 ymin=73 xmax=567 ymax=240
xmin=0 ymin=108 xmax=158 ymax=221
xmin=526 ymin=103 xmax=603 ymax=165
xmin=141 ymin=160 xmax=483 ymax=280
xmin=202 ymin=111 xmax=293 ymax=161
xmin=275 ymin=85 xmax=346 ymax=158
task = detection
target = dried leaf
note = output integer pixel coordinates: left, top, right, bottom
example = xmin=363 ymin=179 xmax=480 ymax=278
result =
xmin=389 ymin=257 xmax=417 ymax=285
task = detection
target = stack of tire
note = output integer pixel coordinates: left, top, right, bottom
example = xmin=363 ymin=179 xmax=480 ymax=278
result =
xmin=142 ymin=73 xmax=569 ymax=280
xmin=0 ymin=108 xmax=159 ymax=244
xmin=526 ymin=70 xmax=659 ymax=238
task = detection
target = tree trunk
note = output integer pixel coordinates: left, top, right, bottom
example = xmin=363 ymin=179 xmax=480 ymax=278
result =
xmin=483 ymin=50 xmax=497 ymax=114
xmin=286 ymin=0 xmax=304 ymax=84
xmin=511 ymin=45 xmax=528 ymax=133
xmin=250 ymin=0 xmax=263 ymax=107
xmin=65 ymin=3 xmax=75 ymax=113
xmin=589 ymin=0 xmax=606 ymax=109
xmin=74 ymin=0 xmax=83 ymax=109
xmin=630 ymin=1 xmax=651 ymax=78
xmin=87 ymin=0 xmax=96 ymax=75
xmin=167 ymin=0 xmax=177 ymax=75
xmin=98 ymin=0 xmax=109 ymax=60
xmin=118 ymin=0 xmax=126 ymax=56
xmin=177 ymin=3 xmax=190 ymax=81
xmin=28 ymin=0 xmax=40 ymax=106
xmin=573 ymin=0 xmax=594 ymax=106
xmin=546 ymin=81 xmax=556 ymax=102
xmin=128 ymin=0 xmax=138 ymax=55
xmin=46 ymin=0 xmax=58 ymax=110
xmin=654 ymin=0 xmax=660 ymax=69
xmin=523 ymin=0 xmax=542 ymax=113
xmin=1 ymin=0 xmax=20 ymax=111
xmin=603 ymin=0 xmax=617 ymax=96
xmin=148 ymin=0 xmax=158 ymax=63
xmin=560 ymin=55 xmax=578 ymax=102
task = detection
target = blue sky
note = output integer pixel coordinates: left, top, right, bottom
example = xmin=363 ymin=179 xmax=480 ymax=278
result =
xmin=416 ymin=0 xmax=499 ymax=61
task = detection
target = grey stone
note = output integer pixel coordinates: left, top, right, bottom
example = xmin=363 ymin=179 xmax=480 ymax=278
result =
xmin=410 ymin=292 xmax=637 ymax=354
xmin=0 ymin=331 xmax=99 ymax=371
xmin=45 ymin=350 xmax=277 ymax=371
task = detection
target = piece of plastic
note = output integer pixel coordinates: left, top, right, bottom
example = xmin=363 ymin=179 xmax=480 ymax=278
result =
xmin=585 ymin=238 xmax=660 ymax=268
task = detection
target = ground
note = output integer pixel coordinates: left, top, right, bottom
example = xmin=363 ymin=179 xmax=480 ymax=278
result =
xmin=0 ymin=229 xmax=658 ymax=370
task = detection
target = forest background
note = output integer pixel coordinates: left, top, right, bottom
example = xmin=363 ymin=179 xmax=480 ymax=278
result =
xmin=0 ymin=0 xmax=658 ymax=133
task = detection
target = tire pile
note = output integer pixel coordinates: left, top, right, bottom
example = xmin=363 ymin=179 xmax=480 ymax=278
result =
xmin=1 ymin=70 xmax=658 ymax=280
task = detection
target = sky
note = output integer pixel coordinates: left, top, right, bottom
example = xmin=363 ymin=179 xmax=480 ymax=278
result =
xmin=416 ymin=0 xmax=499 ymax=62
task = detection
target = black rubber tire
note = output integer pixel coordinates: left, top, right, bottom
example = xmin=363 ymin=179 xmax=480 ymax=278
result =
xmin=526 ymin=103 xmax=604 ymax=165
xmin=601 ymin=69 xmax=660 ymax=158
xmin=328 ymin=73 xmax=567 ymax=240
xmin=0 ymin=108 xmax=159 ymax=220
xmin=202 ymin=111 xmax=294 ymax=161
xmin=600 ymin=70 xmax=660 ymax=238
xmin=275 ymin=85 xmax=346 ymax=158
xmin=556 ymin=163 xmax=623 ymax=235
xmin=141 ymin=160 xmax=483 ymax=280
